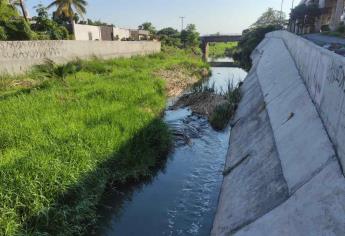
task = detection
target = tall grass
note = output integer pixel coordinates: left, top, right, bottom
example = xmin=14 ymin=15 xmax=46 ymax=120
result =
xmin=209 ymin=81 xmax=242 ymax=130
xmin=208 ymin=42 xmax=238 ymax=58
xmin=0 ymin=49 xmax=208 ymax=235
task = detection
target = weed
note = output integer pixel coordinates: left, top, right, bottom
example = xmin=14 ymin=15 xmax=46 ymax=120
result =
xmin=210 ymin=81 xmax=241 ymax=130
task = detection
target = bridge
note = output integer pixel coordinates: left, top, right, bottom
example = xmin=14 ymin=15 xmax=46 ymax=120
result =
xmin=200 ymin=34 xmax=242 ymax=60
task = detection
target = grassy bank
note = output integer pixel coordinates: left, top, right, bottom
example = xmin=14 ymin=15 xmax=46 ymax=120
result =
xmin=0 ymin=49 xmax=208 ymax=235
xmin=208 ymin=42 xmax=237 ymax=58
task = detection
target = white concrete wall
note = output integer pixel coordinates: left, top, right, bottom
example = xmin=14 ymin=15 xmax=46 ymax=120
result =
xmin=212 ymin=29 xmax=345 ymax=236
xmin=74 ymin=23 xmax=101 ymax=41
xmin=0 ymin=40 xmax=161 ymax=74
xmin=113 ymin=27 xmax=130 ymax=40
xmin=267 ymin=30 xmax=345 ymax=174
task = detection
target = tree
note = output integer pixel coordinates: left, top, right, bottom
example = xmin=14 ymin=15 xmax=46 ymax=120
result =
xmin=79 ymin=18 xmax=112 ymax=26
xmin=53 ymin=11 xmax=80 ymax=26
xmin=32 ymin=4 xmax=69 ymax=40
xmin=180 ymin=24 xmax=200 ymax=48
xmin=48 ymin=0 xmax=87 ymax=25
xmin=252 ymin=8 xmax=286 ymax=28
xmin=0 ymin=0 xmax=33 ymax=40
xmin=157 ymin=27 xmax=179 ymax=37
xmin=8 ymin=0 xmax=29 ymax=21
xmin=138 ymin=22 xmax=156 ymax=35
xmin=18 ymin=0 xmax=28 ymax=21
xmin=290 ymin=3 xmax=321 ymax=32
xmin=157 ymin=27 xmax=181 ymax=47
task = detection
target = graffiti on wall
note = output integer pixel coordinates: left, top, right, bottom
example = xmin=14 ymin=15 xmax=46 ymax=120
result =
xmin=327 ymin=59 xmax=345 ymax=93
xmin=0 ymin=41 xmax=64 ymax=60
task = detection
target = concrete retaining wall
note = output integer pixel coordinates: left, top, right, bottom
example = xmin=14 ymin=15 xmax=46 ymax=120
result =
xmin=0 ymin=40 xmax=161 ymax=74
xmin=267 ymin=30 xmax=345 ymax=174
xmin=212 ymin=31 xmax=345 ymax=235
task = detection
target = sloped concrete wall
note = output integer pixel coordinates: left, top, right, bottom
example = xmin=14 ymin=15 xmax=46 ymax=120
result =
xmin=212 ymin=31 xmax=345 ymax=235
xmin=0 ymin=40 xmax=161 ymax=74
xmin=267 ymin=30 xmax=345 ymax=174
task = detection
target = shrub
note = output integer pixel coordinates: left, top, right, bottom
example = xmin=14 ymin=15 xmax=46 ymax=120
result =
xmin=31 ymin=4 xmax=69 ymax=40
xmin=210 ymin=85 xmax=241 ymax=130
xmin=0 ymin=2 xmax=34 ymax=40
xmin=0 ymin=19 xmax=34 ymax=40
xmin=0 ymin=26 xmax=6 ymax=40
xmin=233 ymin=24 xmax=282 ymax=70
xmin=210 ymin=103 xmax=233 ymax=130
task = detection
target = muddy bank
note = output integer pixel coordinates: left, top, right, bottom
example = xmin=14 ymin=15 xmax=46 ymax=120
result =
xmin=171 ymin=92 xmax=228 ymax=118
xmin=155 ymin=65 xmax=210 ymax=97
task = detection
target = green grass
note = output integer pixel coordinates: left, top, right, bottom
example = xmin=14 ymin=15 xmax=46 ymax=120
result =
xmin=0 ymin=49 xmax=208 ymax=235
xmin=208 ymin=42 xmax=238 ymax=58
xmin=210 ymin=82 xmax=241 ymax=130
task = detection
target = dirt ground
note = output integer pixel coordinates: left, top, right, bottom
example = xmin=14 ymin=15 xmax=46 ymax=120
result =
xmin=171 ymin=91 xmax=228 ymax=118
xmin=155 ymin=66 xmax=209 ymax=97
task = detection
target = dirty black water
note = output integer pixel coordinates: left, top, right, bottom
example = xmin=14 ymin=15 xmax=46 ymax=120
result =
xmin=99 ymin=58 xmax=247 ymax=236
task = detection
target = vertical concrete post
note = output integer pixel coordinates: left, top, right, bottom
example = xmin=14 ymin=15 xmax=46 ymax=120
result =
xmin=330 ymin=0 xmax=344 ymax=30
xmin=201 ymin=42 xmax=209 ymax=61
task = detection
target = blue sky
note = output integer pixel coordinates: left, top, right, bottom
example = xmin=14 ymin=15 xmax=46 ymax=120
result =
xmin=26 ymin=0 xmax=294 ymax=34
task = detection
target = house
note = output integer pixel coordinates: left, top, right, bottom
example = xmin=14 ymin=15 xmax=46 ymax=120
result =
xmin=73 ymin=23 xmax=149 ymax=41
xmin=100 ymin=26 xmax=114 ymax=41
xmin=291 ymin=0 xmax=345 ymax=33
xmin=130 ymin=29 xmax=150 ymax=41
xmin=73 ymin=23 xmax=102 ymax=41
xmin=113 ymin=27 xmax=131 ymax=40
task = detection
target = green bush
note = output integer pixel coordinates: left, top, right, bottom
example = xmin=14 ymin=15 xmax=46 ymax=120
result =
xmin=233 ymin=25 xmax=282 ymax=70
xmin=0 ymin=2 xmax=34 ymax=40
xmin=0 ymin=19 xmax=34 ymax=40
xmin=210 ymin=103 xmax=233 ymax=130
xmin=0 ymin=26 xmax=6 ymax=40
xmin=210 ymin=85 xmax=241 ymax=130
xmin=31 ymin=5 xmax=69 ymax=40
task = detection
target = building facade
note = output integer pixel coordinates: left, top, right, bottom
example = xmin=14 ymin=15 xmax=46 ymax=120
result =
xmin=130 ymin=30 xmax=150 ymax=41
xmin=113 ymin=27 xmax=131 ymax=40
xmin=73 ymin=23 xmax=149 ymax=41
xmin=74 ymin=23 xmax=102 ymax=41
xmin=291 ymin=0 xmax=345 ymax=33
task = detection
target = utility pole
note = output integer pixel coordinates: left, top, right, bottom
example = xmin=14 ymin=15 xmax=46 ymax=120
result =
xmin=280 ymin=0 xmax=284 ymax=24
xmin=291 ymin=0 xmax=295 ymax=9
xmin=179 ymin=16 xmax=185 ymax=31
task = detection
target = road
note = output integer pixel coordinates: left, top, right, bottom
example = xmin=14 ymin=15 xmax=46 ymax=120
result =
xmin=304 ymin=33 xmax=345 ymax=45
xmin=303 ymin=33 xmax=345 ymax=56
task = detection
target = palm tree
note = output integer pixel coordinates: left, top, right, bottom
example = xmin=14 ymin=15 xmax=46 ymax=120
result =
xmin=8 ymin=0 xmax=29 ymax=21
xmin=48 ymin=0 xmax=87 ymax=24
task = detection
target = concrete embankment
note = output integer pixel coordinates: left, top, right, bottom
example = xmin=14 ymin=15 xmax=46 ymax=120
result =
xmin=0 ymin=40 xmax=160 ymax=74
xmin=212 ymin=31 xmax=345 ymax=235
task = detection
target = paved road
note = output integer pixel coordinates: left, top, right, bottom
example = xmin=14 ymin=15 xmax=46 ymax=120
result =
xmin=304 ymin=33 xmax=345 ymax=46
xmin=303 ymin=33 xmax=345 ymax=56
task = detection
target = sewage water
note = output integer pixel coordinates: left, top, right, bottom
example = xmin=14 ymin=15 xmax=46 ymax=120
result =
xmin=98 ymin=58 xmax=247 ymax=236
